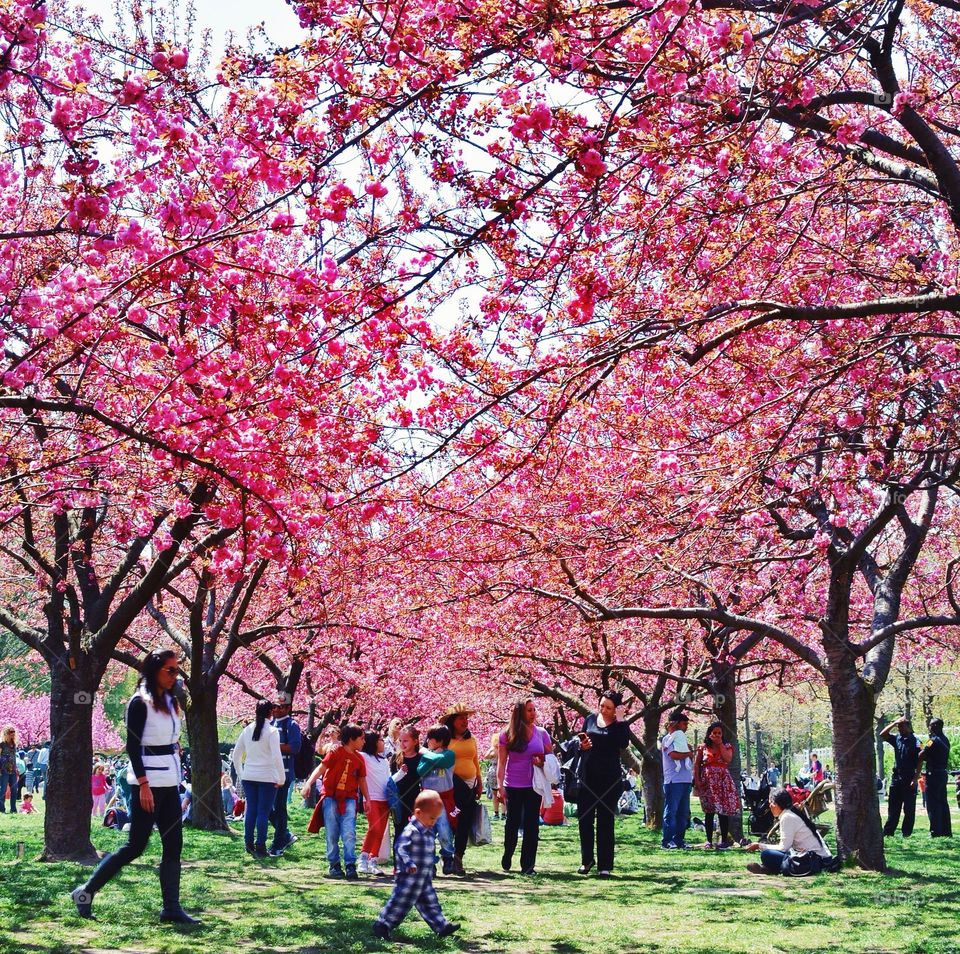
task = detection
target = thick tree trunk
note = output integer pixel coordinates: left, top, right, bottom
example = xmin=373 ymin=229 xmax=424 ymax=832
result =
xmin=639 ymin=708 xmax=663 ymax=829
xmin=711 ymin=665 xmax=744 ymax=841
xmin=822 ymin=560 xmax=887 ymax=871
xmin=42 ymin=662 xmax=100 ymax=863
xmin=825 ymin=658 xmax=885 ymax=869
xmin=185 ymin=680 xmax=228 ymax=832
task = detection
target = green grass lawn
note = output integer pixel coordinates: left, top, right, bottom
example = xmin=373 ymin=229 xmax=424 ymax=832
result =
xmin=1 ymin=800 xmax=959 ymax=954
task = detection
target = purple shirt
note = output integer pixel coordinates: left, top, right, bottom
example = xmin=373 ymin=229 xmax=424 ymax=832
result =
xmin=500 ymin=726 xmax=551 ymax=788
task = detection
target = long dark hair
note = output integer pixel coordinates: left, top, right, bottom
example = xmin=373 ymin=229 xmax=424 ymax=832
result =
xmin=704 ymin=721 xmax=727 ymax=749
xmin=506 ymin=699 xmax=533 ymax=753
xmin=252 ymin=699 xmax=274 ymax=742
xmin=772 ymin=790 xmax=825 ymax=845
xmin=140 ymin=648 xmax=180 ymax=714
xmin=363 ymin=730 xmax=384 ymax=758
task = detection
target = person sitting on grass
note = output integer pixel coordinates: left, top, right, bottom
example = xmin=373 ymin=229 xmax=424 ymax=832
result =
xmin=745 ymin=790 xmax=833 ymax=875
xmin=372 ymin=790 xmax=461 ymax=942
xmin=19 ymin=792 xmax=35 ymax=813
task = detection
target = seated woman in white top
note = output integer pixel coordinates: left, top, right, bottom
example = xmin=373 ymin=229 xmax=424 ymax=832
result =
xmin=746 ymin=789 xmax=833 ymax=874
xmin=232 ymin=700 xmax=285 ymax=857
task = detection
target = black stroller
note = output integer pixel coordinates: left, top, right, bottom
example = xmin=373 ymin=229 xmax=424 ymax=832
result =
xmin=741 ymin=775 xmax=773 ymax=836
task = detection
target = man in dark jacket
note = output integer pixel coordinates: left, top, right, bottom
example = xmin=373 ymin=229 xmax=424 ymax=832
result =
xmin=880 ymin=717 xmax=921 ymax=837
xmin=916 ymin=718 xmax=952 ymax=838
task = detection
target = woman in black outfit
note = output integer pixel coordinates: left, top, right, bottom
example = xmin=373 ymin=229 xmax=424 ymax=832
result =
xmin=70 ymin=648 xmax=199 ymax=925
xmin=576 ymin=690 xmax=629 ymax=877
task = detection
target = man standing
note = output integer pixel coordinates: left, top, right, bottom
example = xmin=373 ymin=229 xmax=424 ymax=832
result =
xmin=765 ymin=760 xmax=781 ymax=788
xmin=34 ymin=741 xmax=49 ymax=798
xmin=880 ymin=717 xmax=921 ymax=837
xmin=916 ymin=718 xmax=952 ymax=838
xmin=268 ymin=699 xmax=302 ymax=856
xmin=660 ymin=709 xmax=693 ymax=850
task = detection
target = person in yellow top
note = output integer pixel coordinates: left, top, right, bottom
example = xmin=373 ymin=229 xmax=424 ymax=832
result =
xmin=441 ymin=703 xmax=483 ymax=876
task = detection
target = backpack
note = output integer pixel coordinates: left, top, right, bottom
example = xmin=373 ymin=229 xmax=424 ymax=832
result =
xmin=293 ymin=734 xmax=317 ymax=781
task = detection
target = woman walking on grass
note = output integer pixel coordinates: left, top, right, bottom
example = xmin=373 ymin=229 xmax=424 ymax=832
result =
xmin=575 ymin=690 xmax=629 ymax=877
xmin=497 ymin=699 xmax=553 ymax=875
xmin=71 ymin=648 xmax=199 ymax=925
xmin=232 ymin=699 xmax=286 ymax=858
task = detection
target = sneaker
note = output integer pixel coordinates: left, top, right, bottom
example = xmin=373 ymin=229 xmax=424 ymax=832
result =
xmin=368 ymin=860 xmax=384 ymax=876
xmin=357 ymin=855 xmax=371 ymax=874
xmin=441 ymin=855 xmax=454 ymax=875
xmin=327 ymin=865 xmax=344 ymax=878
xmin=716 ymin=840 xmax=734 ymax=851
xmin=437 ymin=923 xmax=461 ymax=938
xmin=597 ymin=870 xmax=612 ymax=878
xmin=678 ymin=842 xmax=694 ymax=850
xmin=520 ymin=867 xmax=537 ymax=876
xmin=577 ymin=864 xmax=593 ymax=874
xmin=267 ymin=846 xmax=285 ymax=857
xmin=284 ymin=834 xmax=298 ymax=849
xmin=372 ymin=921 xmax=391 ymax=940
xmin=345 ymin=865 xmax=359 ymax=880
xmin=662 ymin=842 xmax=679 ymax=850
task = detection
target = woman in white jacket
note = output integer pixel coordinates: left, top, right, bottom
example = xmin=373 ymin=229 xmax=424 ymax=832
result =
xmin=232 ymin=700 xmax=285 ymax=857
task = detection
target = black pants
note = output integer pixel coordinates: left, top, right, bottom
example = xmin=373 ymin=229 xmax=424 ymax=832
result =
xmin=452 ymin=775 xmax=478 ymax=857
xmin=884 ymin=777 xmax=917 ymax=837
xmin=503 ymin=786 xmax=542 ymax=872
xmin=270 ymin=778 xmax=292 ymax=850
xmin=85 ymin=786 xmax=184 ymax=910
xmin=925 ymin=772 xmax=952 ymax=837
xmin=577 ymin=773 xmax=619 ymax=870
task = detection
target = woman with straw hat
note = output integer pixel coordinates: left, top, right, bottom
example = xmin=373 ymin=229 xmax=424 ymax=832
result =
xmin=441 ymin=703 xmax=482 ymax=876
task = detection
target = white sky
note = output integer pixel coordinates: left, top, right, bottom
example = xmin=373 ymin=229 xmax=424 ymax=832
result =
xmin=80 ymin=0 xmax=305 ymax=64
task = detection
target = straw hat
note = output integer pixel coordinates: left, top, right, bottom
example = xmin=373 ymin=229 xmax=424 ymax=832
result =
xmin=441 ymin=702 xmax=475 ymax=720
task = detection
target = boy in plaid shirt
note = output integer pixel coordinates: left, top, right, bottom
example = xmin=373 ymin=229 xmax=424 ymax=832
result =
xmin=372 ymin=790 xmax=460 ymax=941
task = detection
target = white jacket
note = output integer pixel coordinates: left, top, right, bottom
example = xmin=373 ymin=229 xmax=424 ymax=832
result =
xmin=532 ymin=753 xmax=562 ymax=808
xmin=232 ymin=722 xmax=286 ymax=785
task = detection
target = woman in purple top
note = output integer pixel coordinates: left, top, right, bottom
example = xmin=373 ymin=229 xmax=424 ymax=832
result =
xmin=496 ymin=699 xmax=553 ymax=875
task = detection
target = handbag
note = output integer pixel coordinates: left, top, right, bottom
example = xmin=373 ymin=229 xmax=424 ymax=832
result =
xmin=469 ymin=802 xmax=492 ymax=846
xmin=781 ymin=851 xmax=830 ymax=876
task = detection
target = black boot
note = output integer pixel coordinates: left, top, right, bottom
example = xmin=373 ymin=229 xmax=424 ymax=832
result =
xmin=159 ymin=859 xmax=200 ymax=925
xmin=253 ymin=842 xmax=268 ymax=858
xmin=69 ymin=886 xmax=95 ymax=919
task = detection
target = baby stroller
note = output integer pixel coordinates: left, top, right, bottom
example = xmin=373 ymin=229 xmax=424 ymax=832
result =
xmin=741 ymin=775 xmax=773 ymax=836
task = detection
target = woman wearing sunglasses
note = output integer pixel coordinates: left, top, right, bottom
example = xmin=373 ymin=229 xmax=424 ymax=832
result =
xmin=71 ymin=648 xmax=199 ymax=925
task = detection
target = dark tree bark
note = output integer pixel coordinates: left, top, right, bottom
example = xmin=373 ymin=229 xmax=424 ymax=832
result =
xmin=638 ymin=706 xmax=664 ymax=829
xmin=42 ymin=658 xmax=103 ymax=862
xmin=184 ymin=677 xmax=227 ymax=831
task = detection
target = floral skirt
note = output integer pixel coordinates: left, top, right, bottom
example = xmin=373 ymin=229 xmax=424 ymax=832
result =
xmin=698 ymin=765 xmax=741 ymax=816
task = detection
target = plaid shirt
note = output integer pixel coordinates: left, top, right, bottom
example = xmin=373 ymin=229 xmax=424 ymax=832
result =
xmin=394 ymin=818 xmax=438 ymax=873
